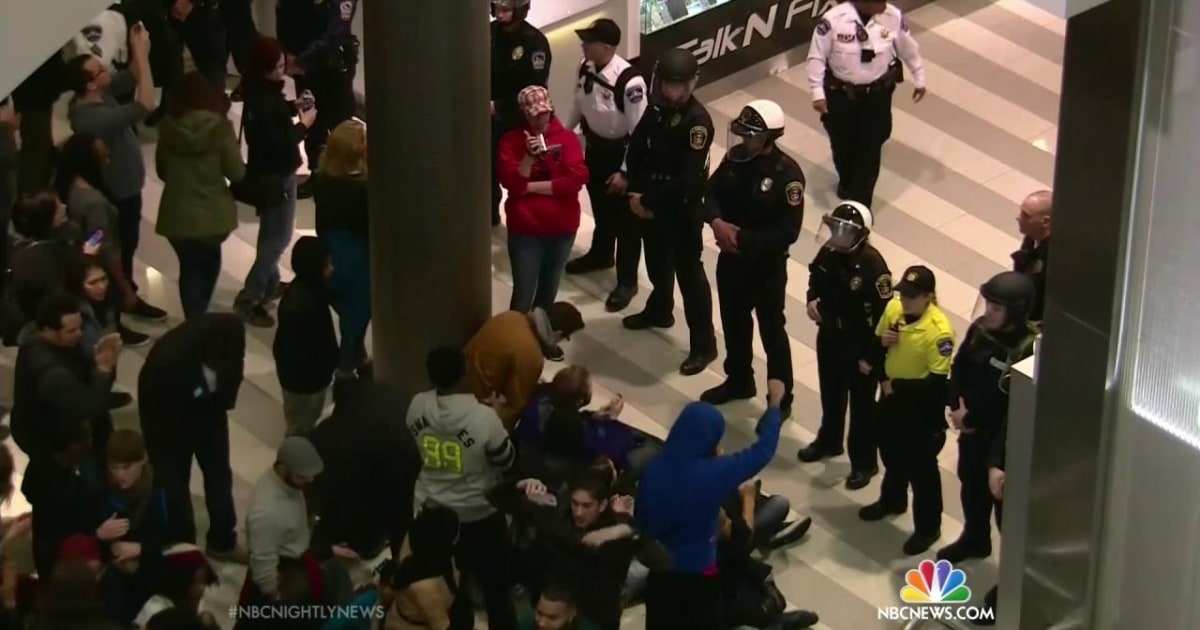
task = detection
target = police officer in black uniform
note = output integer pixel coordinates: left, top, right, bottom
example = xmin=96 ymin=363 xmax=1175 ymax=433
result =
xmin=937 ymin=271 xmax=1037 ymax=566
xmin=699 ymin=99 xmax=805 ymax=418
xmin=1013 ymin=189 xmax=1051 ymax=324
xmin=797 ymin=201 xmax=891 ymax=490
xmin=623 ymin=48 xmax=716 ymax=376
xmin=491 ymin=0 xmax=551 ymax=225
xmin=278 ymin=0 xmax=360 ymax=191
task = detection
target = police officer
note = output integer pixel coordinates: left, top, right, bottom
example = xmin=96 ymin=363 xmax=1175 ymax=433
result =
xmin=807 ymin=0 xmax=926 ymax=208
xmin=623 ymin=48 xmax=717 ymax=376
xmin=797 ymin=201 xmax=891 ymax=490
xmin=278 ymin=0 xmax=360 ymax=193
xmin=562 ymin=18 xmax=648 ymax=312
xmin=861 ymin=265 xmax=954 ymax=556
xmin=937 ymin=271 xmax=1037 ymax=565
xmin=1013 ymin=189 xmax=1052 ymax=324
xmin=491 ymin=0 xmax=551 ymax=226
xmin=698 ymin=100 xmax=804 ymax=418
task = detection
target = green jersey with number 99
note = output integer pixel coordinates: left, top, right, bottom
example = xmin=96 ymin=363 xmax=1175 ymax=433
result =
xmin=406 ymin=390 xmax=516 ymax=523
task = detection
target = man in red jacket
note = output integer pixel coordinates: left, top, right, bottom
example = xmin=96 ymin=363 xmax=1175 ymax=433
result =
xmin=496 ymin=86 xmax=590 ymax=313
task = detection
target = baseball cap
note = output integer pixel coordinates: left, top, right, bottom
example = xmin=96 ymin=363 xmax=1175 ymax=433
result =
xmin=517 ymin=85 xmax=553 ymax=118
xmin=895 ymin=265 xmax=936 ymax=297
xmin=576 ymin=19 xmax=621 ymax=46
xmin=277 ymin=436 xmax=324 ymax=478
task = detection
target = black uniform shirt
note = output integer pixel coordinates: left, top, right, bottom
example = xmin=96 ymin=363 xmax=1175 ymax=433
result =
xmin=947 ymin=321 xmax=1038 ymax=434
xmin=807 ymin=244 xmax=892 ymax=366
xmin=703 ymin=149 xmax=806 ymax=259
xmin=277 ymin=0 xmax=358 ymax=73
xmin=491 ymin=20 xmax=552 ymax=127
xmin=625 ymin=97 xmax=713 ymax=215
xmin=1011 ymin=236 xmax=1049 ymax=322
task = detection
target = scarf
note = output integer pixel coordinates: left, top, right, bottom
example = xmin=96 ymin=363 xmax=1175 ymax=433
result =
xmin=530 ymin=308 xmax=557 ymax=357
xmin=111 ymin=464 xmax=155 ymax=526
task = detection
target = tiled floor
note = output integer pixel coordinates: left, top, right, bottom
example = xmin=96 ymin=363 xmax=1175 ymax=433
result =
xmin=0 ymin=0 xmax=1061 ymax=627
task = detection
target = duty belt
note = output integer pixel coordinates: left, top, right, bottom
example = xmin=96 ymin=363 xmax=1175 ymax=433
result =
xmin=582 ymin=124 xmax=628 ymax=149
xmin=826 ymin=72 xmax=896 ymax=99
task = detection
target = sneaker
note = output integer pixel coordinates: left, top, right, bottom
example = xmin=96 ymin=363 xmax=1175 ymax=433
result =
xmin=118 ymin=325 xmax=151 ymax=348
xmin=125 ymin=298 xmax=168 ymax=322
xmin=545 ymin=345 xmax=565 ymax=362
xmin=236 ymin=303 xmax=275 ymax=328
xmin=766 ymin=516 xmax=812 ymax=550
xmin=108 ymin=391 xmax=134 ymax=410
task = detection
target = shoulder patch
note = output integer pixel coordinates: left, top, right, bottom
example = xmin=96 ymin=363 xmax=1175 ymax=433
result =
xmin=937 ymin=337 xmax=955 ymax=357
xmin=531 ymin=50 xmax=547 ymax=71
xmin=815 ymin=19 xmax=831 ymax=36
xmin=785 ymin=181 xmax=805 ymax=207
xmin=689 ymin=125 xmax=709 ymax=150
xmin=875 ymin=274 xmax=893 ymax=299
xmin=339 ymin=0 xmax=353 ymax=20
xmin=627 ymin=85 xmax=644 ymax=104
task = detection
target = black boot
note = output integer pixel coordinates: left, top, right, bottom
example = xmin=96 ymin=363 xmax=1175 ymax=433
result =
xmin=903 ymin=530 xmax=941 ymax=556
xmin=936 ymin=536 xmax=992 ymax=563
xmin=777 ymin=609 xmax=820 ymax=629
xmin=564 ymin=253 xmax=614 ymax=275
xmin=622 ymin=310 xmax=674 ymax=331
xmin=797 ymin=442 xmax=844 ymax=463
xmin=700 ymin=380 xmax=756 ymax=405
xmin=679 ymin=350 xmax=717 ymax=376
xmin=604 ymin=285 xmax=637 ymax=312
xmin=859 ymin=500 xmax=906 ymax=522
xmin=975 ymin=585 xmax=998 ymax=626
xmin=844 ymin=467 xmax=879 ymax=490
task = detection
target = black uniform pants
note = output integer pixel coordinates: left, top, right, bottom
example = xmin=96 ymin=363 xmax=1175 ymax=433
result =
xmin=582 ymin=135 xmax=641 ymax=288
xmin=166 ymin=7 xmax=229 ymax=91
xmin=716 ymin=253 xmax=791 ymax=396
xmin=641 ymin=212 xmax=716 ymax=354
xmin=821 ymin=84 xmax=894 ymax=208
xmin=449 ymin=511 xmax=516 ymax=630
xmin=958 ymin=430 xmax=1000 ymax=546
xmin=814 ymin=327 xmax=878 ymax=472
xmin=220 ymin=0 xmax=258 ymax=75
xmin=878 ymin=394 xmax=945 ymax=535
xmin=295 ymin=70 xmax=357 ymax=173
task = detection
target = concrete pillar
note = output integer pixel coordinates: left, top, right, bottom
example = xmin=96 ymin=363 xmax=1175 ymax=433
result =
xmin=362 ymin=2 xmax=492 ymax=401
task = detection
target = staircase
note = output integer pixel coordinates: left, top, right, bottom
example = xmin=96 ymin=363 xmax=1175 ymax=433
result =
xmin=0 ymin=0 xmax=113 ymax=97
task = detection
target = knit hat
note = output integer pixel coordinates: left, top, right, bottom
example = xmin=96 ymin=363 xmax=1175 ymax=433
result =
xmin=58 ymin=534 xmax=101 ymax=563
xmin=163 ymin=543 xmax=217 ymax=584
xmin=278 ymin=436 xmax=324 ymax=478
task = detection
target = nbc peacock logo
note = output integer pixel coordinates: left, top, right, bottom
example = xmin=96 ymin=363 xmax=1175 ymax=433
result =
xmin=900 ymin=559 xmax=972 ymax=605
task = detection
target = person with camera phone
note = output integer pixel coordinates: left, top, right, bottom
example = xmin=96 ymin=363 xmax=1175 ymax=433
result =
xmin=496 ymin=86 xmax=588 ymax=315
xmin=233 ymin=36 xmax=318 ymax=328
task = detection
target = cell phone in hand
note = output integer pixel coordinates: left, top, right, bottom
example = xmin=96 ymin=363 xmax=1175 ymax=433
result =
xmin=527 ymin=492 xmax=557 ymax=507
xmin=86 ymin=230 xmax=105 ymax=248
xmin=300 ymin=90 xmax=315 ymax=112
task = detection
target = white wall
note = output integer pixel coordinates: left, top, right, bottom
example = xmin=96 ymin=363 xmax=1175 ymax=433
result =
xmin=0 ymin=0 xmax=113 ymax=97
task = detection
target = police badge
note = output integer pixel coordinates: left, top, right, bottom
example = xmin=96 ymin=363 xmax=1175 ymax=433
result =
xmin=512 ymin=46 xmax=524 ymax=61
xmin=670 ymin=113 xmax=682 ymax=127
xmin=760 ymin=178 xmax=773 ymax=192
xmin=850 ymin=277 xmax=862 ymax=291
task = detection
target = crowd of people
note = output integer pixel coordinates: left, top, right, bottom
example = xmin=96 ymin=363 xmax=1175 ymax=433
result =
xmin=0 ymin=0 xmax=1053 ymax=628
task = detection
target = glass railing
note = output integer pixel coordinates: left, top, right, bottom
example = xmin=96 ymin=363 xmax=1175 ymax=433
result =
xmin=641 ymin=0 xmax=736 ymax=35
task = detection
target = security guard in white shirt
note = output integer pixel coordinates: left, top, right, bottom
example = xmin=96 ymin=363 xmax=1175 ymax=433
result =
xmin=807 ymin=0 xmax=926 ymax=209
xmin=563 ymin=18 xmax=650 ymax=312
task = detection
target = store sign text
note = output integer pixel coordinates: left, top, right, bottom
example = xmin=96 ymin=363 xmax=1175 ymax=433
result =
xmin=680 ymin=0 xmax=838 ymax=65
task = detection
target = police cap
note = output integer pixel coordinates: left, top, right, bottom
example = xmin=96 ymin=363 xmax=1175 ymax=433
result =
xmin=655 ymin=48 xmax=698 ymax=83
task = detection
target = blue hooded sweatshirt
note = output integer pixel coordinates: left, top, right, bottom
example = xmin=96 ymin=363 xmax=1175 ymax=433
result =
xmin=635 ymin=402 xmax=782 ymax=573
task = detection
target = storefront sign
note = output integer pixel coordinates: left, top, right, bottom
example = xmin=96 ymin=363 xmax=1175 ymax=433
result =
xmin=640 ymin=0 xmax=935 ymax=87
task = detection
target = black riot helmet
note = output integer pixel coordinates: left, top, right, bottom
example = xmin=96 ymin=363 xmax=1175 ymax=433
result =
xmin=651 ymin=48 xmax=699 ymax=109
xmin=492 ymin=0 xmax=531 ymax=23
xmin=973 ymin=271 xmax=1036 ymax=331
xmin=726 ymin=100 xmax=785 ymax=162
xmin=817 ymin=201 xmax=873 ymax=252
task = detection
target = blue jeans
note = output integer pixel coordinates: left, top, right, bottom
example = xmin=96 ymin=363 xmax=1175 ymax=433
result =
xmin=168 ymin=237 xmax=224 ymax=320
xmin=325 ymin=230 xmax=371 ymax=373
xmin=507 ymin=233 xmax=576 ymax=312
xmin=237 ymin=174 xmax=297 ymax=306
